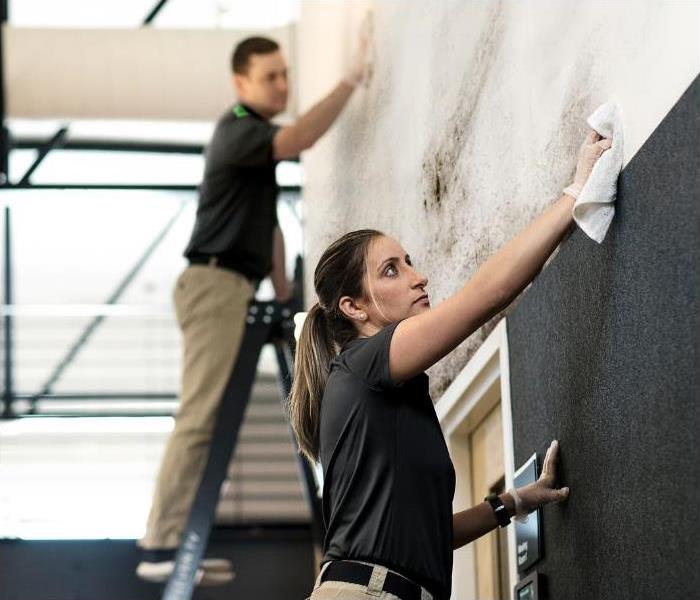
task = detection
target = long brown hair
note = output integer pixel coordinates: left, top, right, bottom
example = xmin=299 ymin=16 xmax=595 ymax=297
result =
xmin=287 ymin=229 xmax=383 ymax=463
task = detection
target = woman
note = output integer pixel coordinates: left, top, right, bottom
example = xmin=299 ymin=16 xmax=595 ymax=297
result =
xmin=289 ymin=131 xmax=612 ymax=600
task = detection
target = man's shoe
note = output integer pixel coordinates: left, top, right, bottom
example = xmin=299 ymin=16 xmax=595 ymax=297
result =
xmin=200 ymin=558 xmax=233 ymax=572
xmin=136 ymin=549 xmax=234 ymax=586
xmin=196 ymin=568 xmax=235 ymax=586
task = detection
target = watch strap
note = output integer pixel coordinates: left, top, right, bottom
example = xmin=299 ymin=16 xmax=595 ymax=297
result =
xmin=485 ymin=492 xmax=511 ymax=528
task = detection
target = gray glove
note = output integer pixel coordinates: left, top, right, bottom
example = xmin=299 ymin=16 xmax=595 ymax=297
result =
xmin=511 ymin=440 xmax=570 ymax=520
xmin=564 ymin=131 xmax=612 ymax=199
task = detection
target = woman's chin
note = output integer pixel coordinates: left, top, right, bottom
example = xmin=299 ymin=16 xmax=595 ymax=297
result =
xmin=410 ymin=302 xmax=431 ymax=316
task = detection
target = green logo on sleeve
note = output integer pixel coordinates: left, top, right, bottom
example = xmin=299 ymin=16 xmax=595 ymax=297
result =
xmin=232 ymin=104 xmax=250 ymax=118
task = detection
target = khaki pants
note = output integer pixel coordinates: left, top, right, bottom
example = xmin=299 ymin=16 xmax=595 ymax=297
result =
xmin=140 ymin=265 xmax=255 ymax=549
xmin=308 ymin=562 xmax=433 ymax=600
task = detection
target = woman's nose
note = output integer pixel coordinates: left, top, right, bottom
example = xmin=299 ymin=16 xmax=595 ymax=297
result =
xmin=412 ymin=270 xmax=428 ymax=288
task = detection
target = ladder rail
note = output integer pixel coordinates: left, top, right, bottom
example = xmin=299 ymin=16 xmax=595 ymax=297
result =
xmin=161 ymin=299 xmax=323 ymax=600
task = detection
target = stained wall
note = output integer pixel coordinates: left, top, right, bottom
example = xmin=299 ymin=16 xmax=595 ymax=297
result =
xmin=297 ymin=0 xmax=699 ymax=395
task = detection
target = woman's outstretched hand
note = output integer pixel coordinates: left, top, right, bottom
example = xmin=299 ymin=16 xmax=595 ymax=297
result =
xmin=516 ymin=440 xmax=570 ymax=513
xmin=564 ymin=130 xmax=613 ymax=199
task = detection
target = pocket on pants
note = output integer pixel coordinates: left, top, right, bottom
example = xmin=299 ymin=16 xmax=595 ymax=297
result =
xmin=173 ymin=267 xmax=241 ymax=328
xmin=308 ymin=581 xmax=403 ymax=600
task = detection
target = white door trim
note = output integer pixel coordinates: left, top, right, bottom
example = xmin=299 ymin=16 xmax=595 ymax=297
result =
xmin=435 ymin=318 xmax=517 ymax=598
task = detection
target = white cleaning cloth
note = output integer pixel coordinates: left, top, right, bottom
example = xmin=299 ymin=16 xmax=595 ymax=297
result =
xmin=572 ymin=102 xmax=623 ymax=244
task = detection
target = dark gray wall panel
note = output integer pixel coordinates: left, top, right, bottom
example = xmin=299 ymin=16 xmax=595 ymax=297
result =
xmin=508 ymin=74 xmax=699 ymax=600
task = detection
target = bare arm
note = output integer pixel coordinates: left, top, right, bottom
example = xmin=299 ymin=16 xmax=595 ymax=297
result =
xmin=390 ymin=194 xmax=575 ymax=382
xmin=273 ymin=16 xmax=370 ymax=160
xmin=453 ymin=493 xmax=516 ymax=550
xmin=388 ymin=130 xmax=612 ymax=382
xmin=453 ymin=440 xmax=569 ymax=550
xmin=270 ymin=225 xmax=291 ymax=302
xmin=273 ymin=81 xmax=355 ymax=160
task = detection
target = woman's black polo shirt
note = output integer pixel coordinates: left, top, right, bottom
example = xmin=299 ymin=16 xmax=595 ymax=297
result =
xmin=319 ymin=321 xmax=456 ymax=600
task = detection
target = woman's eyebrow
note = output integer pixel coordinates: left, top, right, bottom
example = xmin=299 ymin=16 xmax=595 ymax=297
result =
xmin=377 ymin=257 xmax=399 ymax=272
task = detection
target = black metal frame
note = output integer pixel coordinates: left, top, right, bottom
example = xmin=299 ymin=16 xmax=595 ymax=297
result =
xmin=4 ymin=135 xmax=300 ymax=192
xmin=143 ymin=0 xmax=170 ymax=26
xmin=17 ymin=126 xmax=69 ymax=185
xmin=0 ymin=131 xmax=300 ymax=418
xmin=26 ymin=200 xmax=187 ymax=413
xmin=162 ymin=296 xmax=324 ymax=600
xmin=0 ymin=8 xmax=320 ymax=586
xmin=1 ymin=0 xmax=11 ymax=418
xmin=14 ymin=137 xmax=204 ymax=154
xmin=12 ymin=136 xmax=300 ymax=158
xmin=2 ymin=206 xmax=12 ymax=418
xmin=4 ymin=183 xmax=300 ymax=192
xmin=0 ymin=0 xmax=8 ymax=186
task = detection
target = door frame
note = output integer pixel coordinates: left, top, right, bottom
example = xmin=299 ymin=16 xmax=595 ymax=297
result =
xmin=435 ymin=318 xmax=516 ymax=599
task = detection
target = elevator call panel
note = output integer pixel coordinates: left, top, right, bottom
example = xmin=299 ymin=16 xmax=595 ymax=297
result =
xmin=514 ymin=453 xmax=541 ymax=573
xmin=514 ymin=571 xmax=544 ymax=600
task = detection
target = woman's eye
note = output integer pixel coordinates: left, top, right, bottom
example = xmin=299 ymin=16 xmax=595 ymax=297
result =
xmin=385 ymin=264 xmax=398 ymax=277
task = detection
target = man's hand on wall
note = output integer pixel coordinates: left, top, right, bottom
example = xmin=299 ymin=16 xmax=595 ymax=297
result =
xmin=343 ymin=11 xmax=373 ymax=88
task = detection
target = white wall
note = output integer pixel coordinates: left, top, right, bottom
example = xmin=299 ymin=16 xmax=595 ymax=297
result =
xmin=298 ymin=0 xmax=700 ymax=395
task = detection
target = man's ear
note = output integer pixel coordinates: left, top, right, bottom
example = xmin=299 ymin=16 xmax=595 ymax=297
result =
xmin=338 ymin=296 xmax=367 ymax=322
xmin=232 ymin=73 xmax=246 ymax=97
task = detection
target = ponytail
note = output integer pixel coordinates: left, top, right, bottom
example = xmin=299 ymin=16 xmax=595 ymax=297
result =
xmin=288 ymin=303 xmax=337 ymax=463
xmin=287 ymin=228 xmax=384 ymax=464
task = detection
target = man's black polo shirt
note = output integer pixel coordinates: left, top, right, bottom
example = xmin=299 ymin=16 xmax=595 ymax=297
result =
xmin=184 ymin=103 xmax=280 ymax=281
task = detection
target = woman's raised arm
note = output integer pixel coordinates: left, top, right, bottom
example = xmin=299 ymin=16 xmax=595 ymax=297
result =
xmin=389 ymin=132 xmax=611 ymax=383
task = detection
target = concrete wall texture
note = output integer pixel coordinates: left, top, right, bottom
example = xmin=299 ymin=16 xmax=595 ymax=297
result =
xmin=297 ymin=1 xmax=699 ymax=396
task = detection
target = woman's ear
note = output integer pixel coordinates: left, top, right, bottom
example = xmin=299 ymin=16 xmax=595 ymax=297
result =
xmin=338 ymin=296 xmax=368 ymax=322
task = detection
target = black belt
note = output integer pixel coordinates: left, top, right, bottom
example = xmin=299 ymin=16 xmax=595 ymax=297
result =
xmin=321 ymin=561 xmax=431 ymax=600
xmin=187 ymin=254 xmax=256 ymax=283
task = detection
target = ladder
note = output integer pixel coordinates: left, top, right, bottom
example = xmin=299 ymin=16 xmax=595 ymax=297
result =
xmin=161 ymin=294 xmax=325 ymax=600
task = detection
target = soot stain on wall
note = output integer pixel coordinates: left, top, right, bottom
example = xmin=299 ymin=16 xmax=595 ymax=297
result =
xmin=544 ymin=51 xmax=598 ymax=183
xmin=425 ymin=41 xmax=605 ymax=396
xmin=421 ymin=1 xmax=505 ymax=214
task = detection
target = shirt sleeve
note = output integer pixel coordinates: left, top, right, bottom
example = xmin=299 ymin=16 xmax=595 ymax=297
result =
xmin=214 ymin=116 xmax=280 ymax=168
xmin=341 ymin=321 xmax=403 ymax=391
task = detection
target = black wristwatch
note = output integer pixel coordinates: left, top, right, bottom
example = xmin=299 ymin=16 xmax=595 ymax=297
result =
xmin=485 ymin=492 xmax=511 ymax=528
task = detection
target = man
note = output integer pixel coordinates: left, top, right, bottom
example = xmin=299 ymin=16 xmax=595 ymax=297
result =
xmin=136 ymin=33 xmax=369 ymax=584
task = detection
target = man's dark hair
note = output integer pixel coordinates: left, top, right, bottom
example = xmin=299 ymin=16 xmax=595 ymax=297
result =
xmin=231 ymin=37 xmax=280 ymax=74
